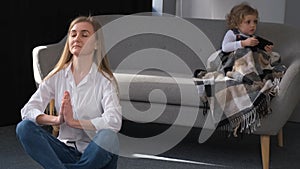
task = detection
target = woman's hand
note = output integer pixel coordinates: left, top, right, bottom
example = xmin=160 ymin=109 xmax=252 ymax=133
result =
xmin=36 ymin=110 xmax=64 ymax=126
xmin=60 ymin=91 xmax=96 ymax=130
xmin=55 ymin=111 xmax=64 ymax=125
xmin=60 ymin=91 xmax=75 ymax=127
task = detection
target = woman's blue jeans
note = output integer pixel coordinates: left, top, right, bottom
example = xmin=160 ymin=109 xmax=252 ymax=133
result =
xmin=16 ymin=120 xmax=119 ymax=169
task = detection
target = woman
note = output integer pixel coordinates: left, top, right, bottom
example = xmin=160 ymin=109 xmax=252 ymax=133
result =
xmin=16 ymin=16 xmax=122 ymax=169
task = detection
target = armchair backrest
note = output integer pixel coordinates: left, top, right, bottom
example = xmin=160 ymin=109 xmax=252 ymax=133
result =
xmin=32 ymin=37 xmax=65 ymax=85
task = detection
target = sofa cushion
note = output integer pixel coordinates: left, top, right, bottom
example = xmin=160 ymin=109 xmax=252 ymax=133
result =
xmin=115 ymin=72 xmax=203 ymax=107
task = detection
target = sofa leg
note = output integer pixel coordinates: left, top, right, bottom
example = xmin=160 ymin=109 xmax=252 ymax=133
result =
xmin=277 ymin=128 xmax=283 ymax=147
xmin=260 ymin=135 xmax=270 ymax=169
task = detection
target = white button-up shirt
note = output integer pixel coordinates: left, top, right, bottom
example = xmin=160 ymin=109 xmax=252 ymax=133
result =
xmin=21 ymin=63 xmax=122 ymax=152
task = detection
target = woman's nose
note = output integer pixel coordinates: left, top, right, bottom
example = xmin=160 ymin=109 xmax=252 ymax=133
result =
xmin=74 ymin=34 xmax=81 ymax=41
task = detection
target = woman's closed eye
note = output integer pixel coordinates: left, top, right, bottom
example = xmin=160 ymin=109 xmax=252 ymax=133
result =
xmin=70 ymin=30 xmax=91 ymax=38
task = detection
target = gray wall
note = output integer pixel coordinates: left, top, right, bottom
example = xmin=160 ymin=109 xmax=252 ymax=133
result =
xmin=155 ymin=0 xmax=300 ymax=29
xmin=176 ymin=0 xmax=285 ymax=24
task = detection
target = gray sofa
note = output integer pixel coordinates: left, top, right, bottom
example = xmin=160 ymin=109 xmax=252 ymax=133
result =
xmin=32 ymin=14 xmax=300 ymax=169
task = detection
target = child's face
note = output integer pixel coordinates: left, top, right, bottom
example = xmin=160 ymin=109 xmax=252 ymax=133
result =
xmin=238 ymin=14 xmax=258 ymax=36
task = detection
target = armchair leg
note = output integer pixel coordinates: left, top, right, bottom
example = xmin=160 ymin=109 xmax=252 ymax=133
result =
xmin=277 ymin=128 xmax=283 ymax=147
xmin=260 ymin=135 xmax=270 ymax=169
xmin=49 ymin=99 xmax=59 ymax=137
xmin=49 ymin=99 xmax=55 ymax=116
xmin=52 ymin=125 xmax=59 ymax=137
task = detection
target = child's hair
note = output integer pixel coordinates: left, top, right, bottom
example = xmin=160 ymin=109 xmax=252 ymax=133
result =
xmin=226 ymin=2 xmax=259 ymax=29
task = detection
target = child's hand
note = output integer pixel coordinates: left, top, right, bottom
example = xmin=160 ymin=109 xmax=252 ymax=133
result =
xmin=264 ymin=45 xmax=274 ymax=53
xmin=242 ymin=37 xmax=259 ymax=47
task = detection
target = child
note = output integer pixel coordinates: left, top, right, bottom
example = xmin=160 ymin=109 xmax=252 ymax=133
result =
xmin=222 ymin=2 xmax=274 ymax=54
xmin=221 ymin=2 xmax=275 ymax=79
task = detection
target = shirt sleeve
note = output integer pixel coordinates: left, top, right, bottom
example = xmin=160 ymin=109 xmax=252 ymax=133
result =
xmin=91 ymin=80 xmax=122 ymax=132
xmin=222 ymin=30 xmax=243 ymax=53
xmin=20 ymin=78 xmax=55 ymax=123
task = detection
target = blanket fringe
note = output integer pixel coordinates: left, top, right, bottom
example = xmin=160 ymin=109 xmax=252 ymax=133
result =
xmin=218 ymin=93 xmax=270 ymax=137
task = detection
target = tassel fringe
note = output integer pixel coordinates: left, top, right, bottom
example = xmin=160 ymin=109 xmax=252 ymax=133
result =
xmin=217 ymin=93 xmax=270 ymax=137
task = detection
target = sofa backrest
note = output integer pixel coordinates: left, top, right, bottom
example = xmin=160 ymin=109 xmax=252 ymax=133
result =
xmin=95 ymin=14 xmax=216 ymax=76
xmin=94 ymin=14 xmax=300 ymax=75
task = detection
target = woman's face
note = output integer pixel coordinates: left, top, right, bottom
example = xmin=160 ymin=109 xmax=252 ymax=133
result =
xmin=238 ymin=14 xmax=258 ymax=36
xmin=68 ymin=21 xmax=96 ymax=57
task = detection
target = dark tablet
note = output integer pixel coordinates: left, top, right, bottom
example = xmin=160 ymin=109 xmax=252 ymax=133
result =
xmin=255 ymin=36 xmax=273 ymax=50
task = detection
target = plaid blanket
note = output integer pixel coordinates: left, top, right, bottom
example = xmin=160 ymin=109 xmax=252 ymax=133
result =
xmin=194 ymin=48 xmax=286 ymax=137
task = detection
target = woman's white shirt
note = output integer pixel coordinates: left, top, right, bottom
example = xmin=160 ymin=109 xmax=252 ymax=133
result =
xmin=21 ymin=63 xmax=122 ymax=152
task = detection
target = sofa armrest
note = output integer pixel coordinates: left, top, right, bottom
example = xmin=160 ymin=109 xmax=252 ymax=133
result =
xmin=254 ymin=58 xmax=300 ymax=135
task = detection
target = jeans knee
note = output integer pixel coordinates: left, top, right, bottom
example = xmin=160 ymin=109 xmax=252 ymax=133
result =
xmin=16 ymin=120 xmax=35 ymax=139
xmin=94 ymin=129 xmax=119 ymax=155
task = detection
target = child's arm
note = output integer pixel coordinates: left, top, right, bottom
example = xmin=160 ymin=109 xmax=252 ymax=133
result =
xmin=222 ymin=30 xmax=259 ymax=52
xmin=222 ymin=30 xmax=243 ymax=52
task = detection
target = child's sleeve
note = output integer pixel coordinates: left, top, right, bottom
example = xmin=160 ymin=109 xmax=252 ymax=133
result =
xmin=222 ymin=30 xmax=243 ymax=53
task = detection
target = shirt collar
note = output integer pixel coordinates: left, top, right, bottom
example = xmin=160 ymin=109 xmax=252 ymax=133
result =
xmin=64 ymin=62 xmax=98 ymax=79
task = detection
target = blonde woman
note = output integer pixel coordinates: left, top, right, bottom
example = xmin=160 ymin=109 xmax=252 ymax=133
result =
xmin=16 ymin=16 xmax=122 ymax=169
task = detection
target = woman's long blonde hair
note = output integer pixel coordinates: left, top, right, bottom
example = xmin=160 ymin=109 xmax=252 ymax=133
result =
xmin=44 ymin=15 xmax=118 ymax=92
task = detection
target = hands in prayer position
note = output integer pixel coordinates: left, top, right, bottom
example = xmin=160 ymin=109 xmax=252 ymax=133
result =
xmin=60 ymin=91 xmax=74 ymax=126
